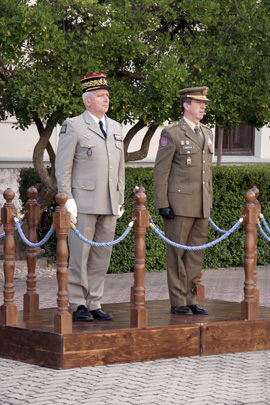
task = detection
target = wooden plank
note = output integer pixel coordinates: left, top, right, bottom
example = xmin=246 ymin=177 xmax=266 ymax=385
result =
xmin=62 ymin=324 xmax=200 ymax=369
xmin=0 ymin=326 xmax=62 ymax=369
xmin=202 ymin=319 xmax=270 ymax=356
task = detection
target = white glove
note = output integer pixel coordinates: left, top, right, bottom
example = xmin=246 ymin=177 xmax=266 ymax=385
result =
xmin=65 ymin=198 xmax=78 ymax=224
xmin=117 ymin=204 xmax=125 ymax=219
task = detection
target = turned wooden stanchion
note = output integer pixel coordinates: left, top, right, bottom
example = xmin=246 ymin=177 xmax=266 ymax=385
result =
xmin=53 ymin=192 xmax=72 ymax=334
xmin=251 ymin=186 xmax=260 ymax=305
xmin=0 ymin=188 xmax=18 ymax=325
xmin=241 ymin=189 xmax=259 ymax=320
xmin=130 ymin=186 xmax=149 ymax=328
xmin=23 ymin=186 xmax=40 ymax=312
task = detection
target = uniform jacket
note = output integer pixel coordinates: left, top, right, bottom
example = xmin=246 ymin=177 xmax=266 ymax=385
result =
xmin=154 ymin=117 xmax=213 ymax=218
xmin=55 ymin=110 xmax=125 ymax=215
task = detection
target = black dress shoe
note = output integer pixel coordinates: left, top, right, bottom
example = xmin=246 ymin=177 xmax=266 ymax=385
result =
xmin=90 ymin=308 xmax=113 ymax=320
xmin=188 ymin=304 xmax=209 ymax=315
xmin=72 ymin=305 xmax=94 ymax=321
xmin=171 ymin=306 xmax=193 ymax=315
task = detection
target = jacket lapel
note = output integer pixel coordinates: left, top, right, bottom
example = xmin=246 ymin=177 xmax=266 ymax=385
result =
xmin=179 ymin=117 xmax=203 ymax=149
xmin=83 ymin=110 xmax=105 ymax=139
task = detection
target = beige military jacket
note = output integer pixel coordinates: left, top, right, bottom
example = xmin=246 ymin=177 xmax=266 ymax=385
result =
xmin=154 ymin=117 xmax=213 ymax=218
xmin=55 ymin=110 xmax=125 ymax=215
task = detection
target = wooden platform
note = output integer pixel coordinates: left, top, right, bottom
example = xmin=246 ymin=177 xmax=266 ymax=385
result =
xmin=1 ymin=299 xmax=270 ymax=369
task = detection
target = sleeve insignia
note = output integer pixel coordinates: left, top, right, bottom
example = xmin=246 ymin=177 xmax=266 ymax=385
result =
xmin=60 ymin=124 xmax=67 ymax=134
xmin=161 ymin=137 xmax=168 ymax=146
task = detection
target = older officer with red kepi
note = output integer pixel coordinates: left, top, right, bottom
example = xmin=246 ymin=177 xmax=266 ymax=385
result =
xmin=55 ymin=73 xmax=125 ymax=321
xmin=154 ymin=86 xmax=213 ymax=316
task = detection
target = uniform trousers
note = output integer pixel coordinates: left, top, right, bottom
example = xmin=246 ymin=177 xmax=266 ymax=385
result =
xmin=164 ymin=216 xmax=209 ymax=306
xmin=67 ymin=213 xmax=117 ymax=313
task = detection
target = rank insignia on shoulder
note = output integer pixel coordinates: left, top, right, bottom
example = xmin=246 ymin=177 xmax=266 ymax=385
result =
xmin=60 ymin=124 xmax=67 ymax=134
xmin=161 ymin=137 xmax=167 ymax=146
xmin=114 ymin=134 xmax=123 ymax=141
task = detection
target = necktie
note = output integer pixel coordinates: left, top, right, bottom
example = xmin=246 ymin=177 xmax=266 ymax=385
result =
xmin=99 ymin=120 xmax=107 ymax=139
xmin=194 ymin=125 xmax=205 ymax=145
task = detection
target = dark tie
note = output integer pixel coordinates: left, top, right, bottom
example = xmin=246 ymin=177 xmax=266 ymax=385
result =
xmin=195 ymin=125 xmax=204 ymax=146
xmin=99 ymin=120 xmax=107 ymax=139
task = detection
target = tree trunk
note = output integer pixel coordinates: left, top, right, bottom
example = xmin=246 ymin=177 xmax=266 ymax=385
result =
xmin=124 ymin=122 xmax=159 ymax=162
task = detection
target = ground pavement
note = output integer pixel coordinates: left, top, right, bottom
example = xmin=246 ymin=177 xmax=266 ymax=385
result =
xmin=1 ymin=262 xmax=270 ymax=405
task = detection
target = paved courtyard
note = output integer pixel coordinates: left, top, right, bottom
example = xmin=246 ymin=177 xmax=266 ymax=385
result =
xmin=1 ymin=264 xmax=270 ymax=404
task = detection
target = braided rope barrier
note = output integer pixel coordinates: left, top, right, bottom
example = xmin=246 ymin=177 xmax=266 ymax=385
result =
xmin=0 ymin=216 xmax=24 ymax=239
xmin=208 ymin=217 xmax=227 ymax=234
xmin=257 ymin=223 xmax=270 ymax=242
xmin=14 ymin=219 xmax=55 ymax=247
xmin=259 ymin=214 xmax=270 ymax=236
xmin=149 ymin=217 xmax=243 ymax=250
xmin=70 ymin=220 xmax=134 ymax=247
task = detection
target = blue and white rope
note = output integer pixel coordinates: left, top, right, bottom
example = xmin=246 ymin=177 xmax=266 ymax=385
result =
xmin=149 ymin=218 xmax=243 ymax=250
xmin=259 ymin=214 xmax=270 ymax=236
xmin=257 ymin=223 xmax=270 ymax=242
xmin=15 ymin=220 xmax=55 ymax=247
xmin=71 ymin=221 xmax=134 ymax=247
xmin=0 ymin=216 xmax=24 ymax=239
xmin=208 ymin=217 xmax=227 ymax=234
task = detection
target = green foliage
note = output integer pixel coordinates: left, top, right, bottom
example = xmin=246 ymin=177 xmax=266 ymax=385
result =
xmin=18 ymin=167 xmax=57 ymax=263
xmin=18 ymin=165 xmax=270 ymax=271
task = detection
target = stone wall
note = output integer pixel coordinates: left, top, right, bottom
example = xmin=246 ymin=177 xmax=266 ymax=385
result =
xmin=0 ymin=168 xmax=22 ymax=212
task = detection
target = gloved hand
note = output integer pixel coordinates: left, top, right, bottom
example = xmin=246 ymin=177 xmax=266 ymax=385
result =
xmin=117 ymin=204 xmax=125 ymax=219
xmin=65 ymin=198 xmax=78 ymax=224
xmin=159 ymin=207 xmax=174 ymax=220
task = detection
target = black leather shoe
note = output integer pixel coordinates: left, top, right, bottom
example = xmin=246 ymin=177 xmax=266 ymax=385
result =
xmin=188 ymin=304 xmax=209 ymax=315
xmin=171 ymin=306 xmax=193 ymax=315
xmin=72 ymin=305 xmax=93 ymax=321
xmin=90 ymin=308 xmax=113 ymax=320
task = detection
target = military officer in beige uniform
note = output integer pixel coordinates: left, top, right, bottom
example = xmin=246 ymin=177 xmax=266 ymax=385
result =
xmin=154 ymin=87 xmax=213 ymax=315
xmin=55 ymin=73 xmax=125 ymax=321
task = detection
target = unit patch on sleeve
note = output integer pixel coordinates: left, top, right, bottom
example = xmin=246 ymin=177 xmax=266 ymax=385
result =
xmin=161 ymin=137 xmax=167 ymax=146
xmin=60 ymin=124 xmax=67 ymax=135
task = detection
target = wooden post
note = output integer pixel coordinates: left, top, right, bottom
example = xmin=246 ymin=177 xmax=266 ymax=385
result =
xmin=130 ymin=186 xmax=149 ymax=328
xmin=251 ymin=186 xmax=260 ymax=305
xmin=0 ymin=188 xmax=18 ymax=325
xmin=240 ymin=189 xmax=259 ymax=320
xmin=53 ymin=192 xmax=72 ymax=334
xmin=23 ymin=186 xmax=40 ymax=312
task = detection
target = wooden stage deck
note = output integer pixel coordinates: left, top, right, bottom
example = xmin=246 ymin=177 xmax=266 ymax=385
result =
xmin=1 ymin=298 xmax=270 ymax=369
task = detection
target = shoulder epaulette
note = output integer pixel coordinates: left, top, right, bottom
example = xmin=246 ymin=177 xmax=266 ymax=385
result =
xmin=167 ymin=121 xmax=180 ymax=128
xmin=67 ymin=118 xmax=74 ymax=122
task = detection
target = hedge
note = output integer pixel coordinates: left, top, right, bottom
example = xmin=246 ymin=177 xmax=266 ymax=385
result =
xmin=18 ymin=165 xmax=270 ymax=272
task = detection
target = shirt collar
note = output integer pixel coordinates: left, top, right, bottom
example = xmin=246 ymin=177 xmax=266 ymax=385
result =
xmin=87 ymin=111 xmax=107 ymax=131
xmin=183 ymin=116 xmax=200 ymax=131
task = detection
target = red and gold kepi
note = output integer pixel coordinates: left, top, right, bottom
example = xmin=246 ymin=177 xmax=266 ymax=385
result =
xmin=179 ymin=86 xmax=210 ymax=101
xmin=80 ymin=73 xmax=112 ymax=93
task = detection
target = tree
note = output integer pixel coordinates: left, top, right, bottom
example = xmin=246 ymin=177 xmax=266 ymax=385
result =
xmin=178 ymin=0 xmax=270 ymax=164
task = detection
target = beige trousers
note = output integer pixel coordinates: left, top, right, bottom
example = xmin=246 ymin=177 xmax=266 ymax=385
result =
xmin=67 ymin=213 xmax=117 ymax=312
xmin=164 ymin=216 xmax=209 ymax=306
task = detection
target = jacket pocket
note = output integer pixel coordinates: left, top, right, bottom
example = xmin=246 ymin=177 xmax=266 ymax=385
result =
xmin=72 ymin=179 xmax=95 ymax=190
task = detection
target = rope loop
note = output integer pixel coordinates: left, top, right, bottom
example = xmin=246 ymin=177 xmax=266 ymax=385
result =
xmin=149 ymin=217 xmax=243 ymax=250
xmin=71 ymin=221 xmax=134 ymax=247
xmin=15 ymin=221 xmax=55 ymax=247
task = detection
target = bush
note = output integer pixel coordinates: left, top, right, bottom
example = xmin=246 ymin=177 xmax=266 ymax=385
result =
xmin=18 ymin=165 xmax=270 ymax=272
